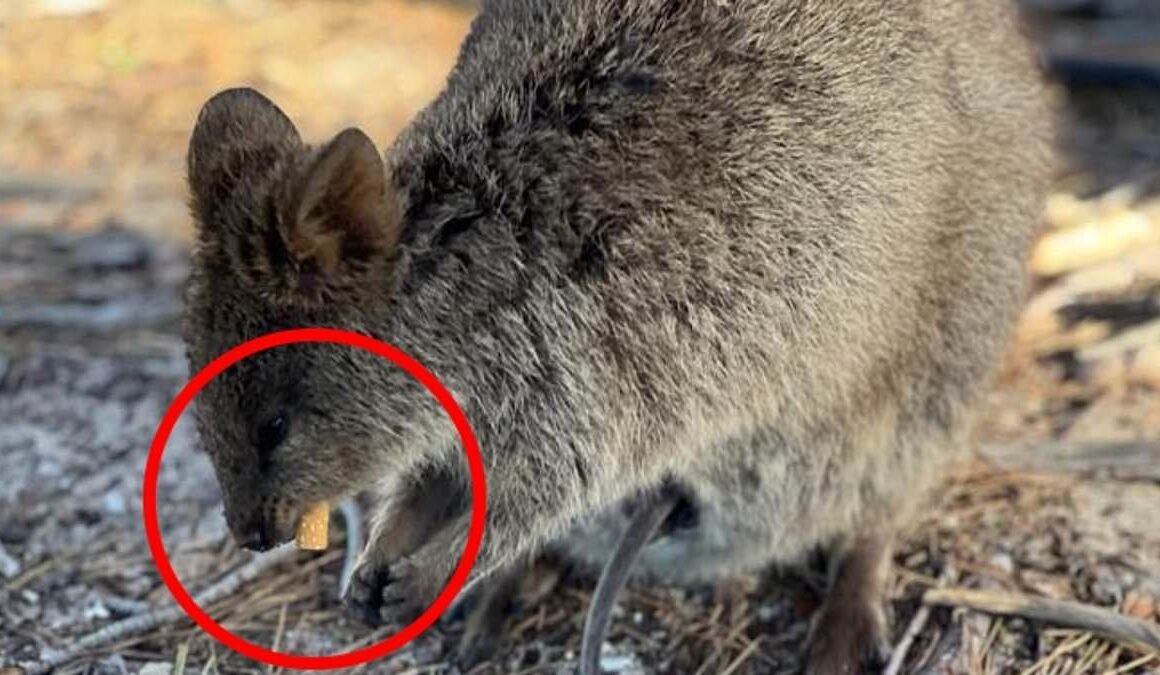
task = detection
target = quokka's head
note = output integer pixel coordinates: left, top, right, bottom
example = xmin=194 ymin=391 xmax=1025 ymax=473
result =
xmin=184 ymin=88 xmax=405 ymax=550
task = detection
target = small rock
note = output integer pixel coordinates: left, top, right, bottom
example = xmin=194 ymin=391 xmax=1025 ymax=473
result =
xmin=0 ymin=520 xmax=30 ymax=545
xmin=34 ymin=459 xmax=63 ymax=480
xmin=71 ymin=229 xmax=149 ymax=271
xmin=83 ymin=598 xmax=111 ymax=622
xmin=0 ymin=541 xmax=21 ymax=578
xmin=100 ymin=490 xmax=127 ymax=516
xmin=91 ymin=654 xmax=128 ymax=675
xmin=599 ymin=654 xmax=640 ymax=674
xmin=757 ymin=604 xmax=779 ymax=623
xmin=990 ymin=552 xmax=1015 ymax=575
xmin=20 ymin=589 xmax=39 ymax=604
xmin=1123 ymin=590 xmax=1157 ymax=620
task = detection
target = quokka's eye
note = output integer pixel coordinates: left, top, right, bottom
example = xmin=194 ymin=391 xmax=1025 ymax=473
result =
xmin=256 ymin=413 xmax=288 ymax=466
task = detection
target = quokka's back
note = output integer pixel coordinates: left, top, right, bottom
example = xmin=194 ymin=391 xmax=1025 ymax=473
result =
xmin=384 ymin=0 xmax=1056 ymax=482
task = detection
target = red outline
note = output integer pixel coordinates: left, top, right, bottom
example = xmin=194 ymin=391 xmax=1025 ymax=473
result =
xmin=142 ymin=328 xmax=486 ymax=670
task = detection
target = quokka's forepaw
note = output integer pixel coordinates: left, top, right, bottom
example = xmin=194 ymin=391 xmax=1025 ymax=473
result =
xmin=344 ymin=557 xmax=439 ymax=628
xmin=343 ymin=561 xmax=390 ymax=627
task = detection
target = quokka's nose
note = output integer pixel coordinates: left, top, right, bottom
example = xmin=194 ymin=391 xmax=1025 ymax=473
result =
xmin=236 ymin=523 xmax=275 ymax=552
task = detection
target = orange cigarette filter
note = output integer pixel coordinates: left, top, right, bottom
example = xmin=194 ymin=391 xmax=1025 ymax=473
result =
xmin=295 ymin=502 xmax=330 ymax=550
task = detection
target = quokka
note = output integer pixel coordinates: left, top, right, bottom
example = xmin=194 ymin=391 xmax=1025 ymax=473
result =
xmin=183 ymin=0 xmax=1056 ymax=672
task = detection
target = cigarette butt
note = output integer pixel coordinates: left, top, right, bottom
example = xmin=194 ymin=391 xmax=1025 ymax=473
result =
xmin=296 ymin=502 xmax=330 ymax=551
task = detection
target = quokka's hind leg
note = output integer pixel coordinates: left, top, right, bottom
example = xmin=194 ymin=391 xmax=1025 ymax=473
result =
xmin=453 ymin=554 xmax=564 ymax=669
xmin=805 ymin=531 xmax=893 ymax=675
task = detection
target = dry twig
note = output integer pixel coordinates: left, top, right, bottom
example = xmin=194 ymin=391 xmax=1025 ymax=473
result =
xmin=924 ymin=588 xmax=1160 ymax=657
xmin=24 ymin=547 xmax=299 ymax=675
xmin=979 ymin=441 xmax=1160 ymax=481
xmin=884 ymin=605 xmax=933 ymax=675
xmin=718 ymin=637 xmax=761 ymax=675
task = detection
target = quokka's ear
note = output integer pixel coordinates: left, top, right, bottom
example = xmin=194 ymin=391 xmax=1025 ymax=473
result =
xmin=188 ymin=88 xmax=302 ymax=220
xmin=280 ymin=127 xmax=401 ymax=282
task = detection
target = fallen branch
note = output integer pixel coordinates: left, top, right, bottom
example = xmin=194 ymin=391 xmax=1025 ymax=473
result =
xmin=0 ymin=175 xmax=103 ymax=202
xmin=1028 ymin=205 xmax=1160 ymax=277
xmin=23 ymin=500 xmax=364 ymax=673
xmin=0 ymin=292 xmax=183 ymax=331
xmin=923 ymin=587 xmax=1160 ymax=656
xmin=883 ymin=604 xmax=932 ymax=675
xmin=979 ymin=441 xmax=1160 ymax=481
xmin=1080 ymin=318 xmax=1160 ymax=363
xmin=23 ymin=546 xmax=298 ymax=675
xmin=886 ymin=566 xmax=954 ymax=675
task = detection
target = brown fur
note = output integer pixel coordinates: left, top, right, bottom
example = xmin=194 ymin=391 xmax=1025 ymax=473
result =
xmin=807 ymin=533 xmax=894 ymax=673
xmin=184 ymin=1 xmax=1057 ymax=672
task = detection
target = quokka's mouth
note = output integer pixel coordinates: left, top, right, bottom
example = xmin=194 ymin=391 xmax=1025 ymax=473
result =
xmin=234 ymin=504 xmax=300 ymax=552
xmin=236 ymin=524 xmax=290 ymax=552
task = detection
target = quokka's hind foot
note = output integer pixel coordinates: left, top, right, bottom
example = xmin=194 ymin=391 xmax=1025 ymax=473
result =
xmin=452 ymin=555 xmax=564 ymax=670
xmin=804 ymin=533 xmax=893 ymax=675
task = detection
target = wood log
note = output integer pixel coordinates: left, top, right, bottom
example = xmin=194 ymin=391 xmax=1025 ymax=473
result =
xmin=924 ymin=587 xmax=1160 ymax=656
xmin=979 ymin=440 xmax=1160 ymax=481
xmin=1030 ymin=210 xmax=1160 ymax=278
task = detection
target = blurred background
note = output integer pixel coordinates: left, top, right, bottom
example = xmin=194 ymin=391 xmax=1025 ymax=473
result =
xmin=0 ymin=0 xmax=472 ymax=242
xmin=0 ymin=1 xmax=1158 ymax=674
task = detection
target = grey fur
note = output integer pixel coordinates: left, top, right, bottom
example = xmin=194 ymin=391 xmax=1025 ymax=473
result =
xmin=184 ymin=0 xmax=1057 ymax=671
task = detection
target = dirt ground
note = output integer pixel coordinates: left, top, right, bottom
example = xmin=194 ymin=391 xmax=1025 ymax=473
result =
xmin=1 ymin=1 xmax=1159 ymax=674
